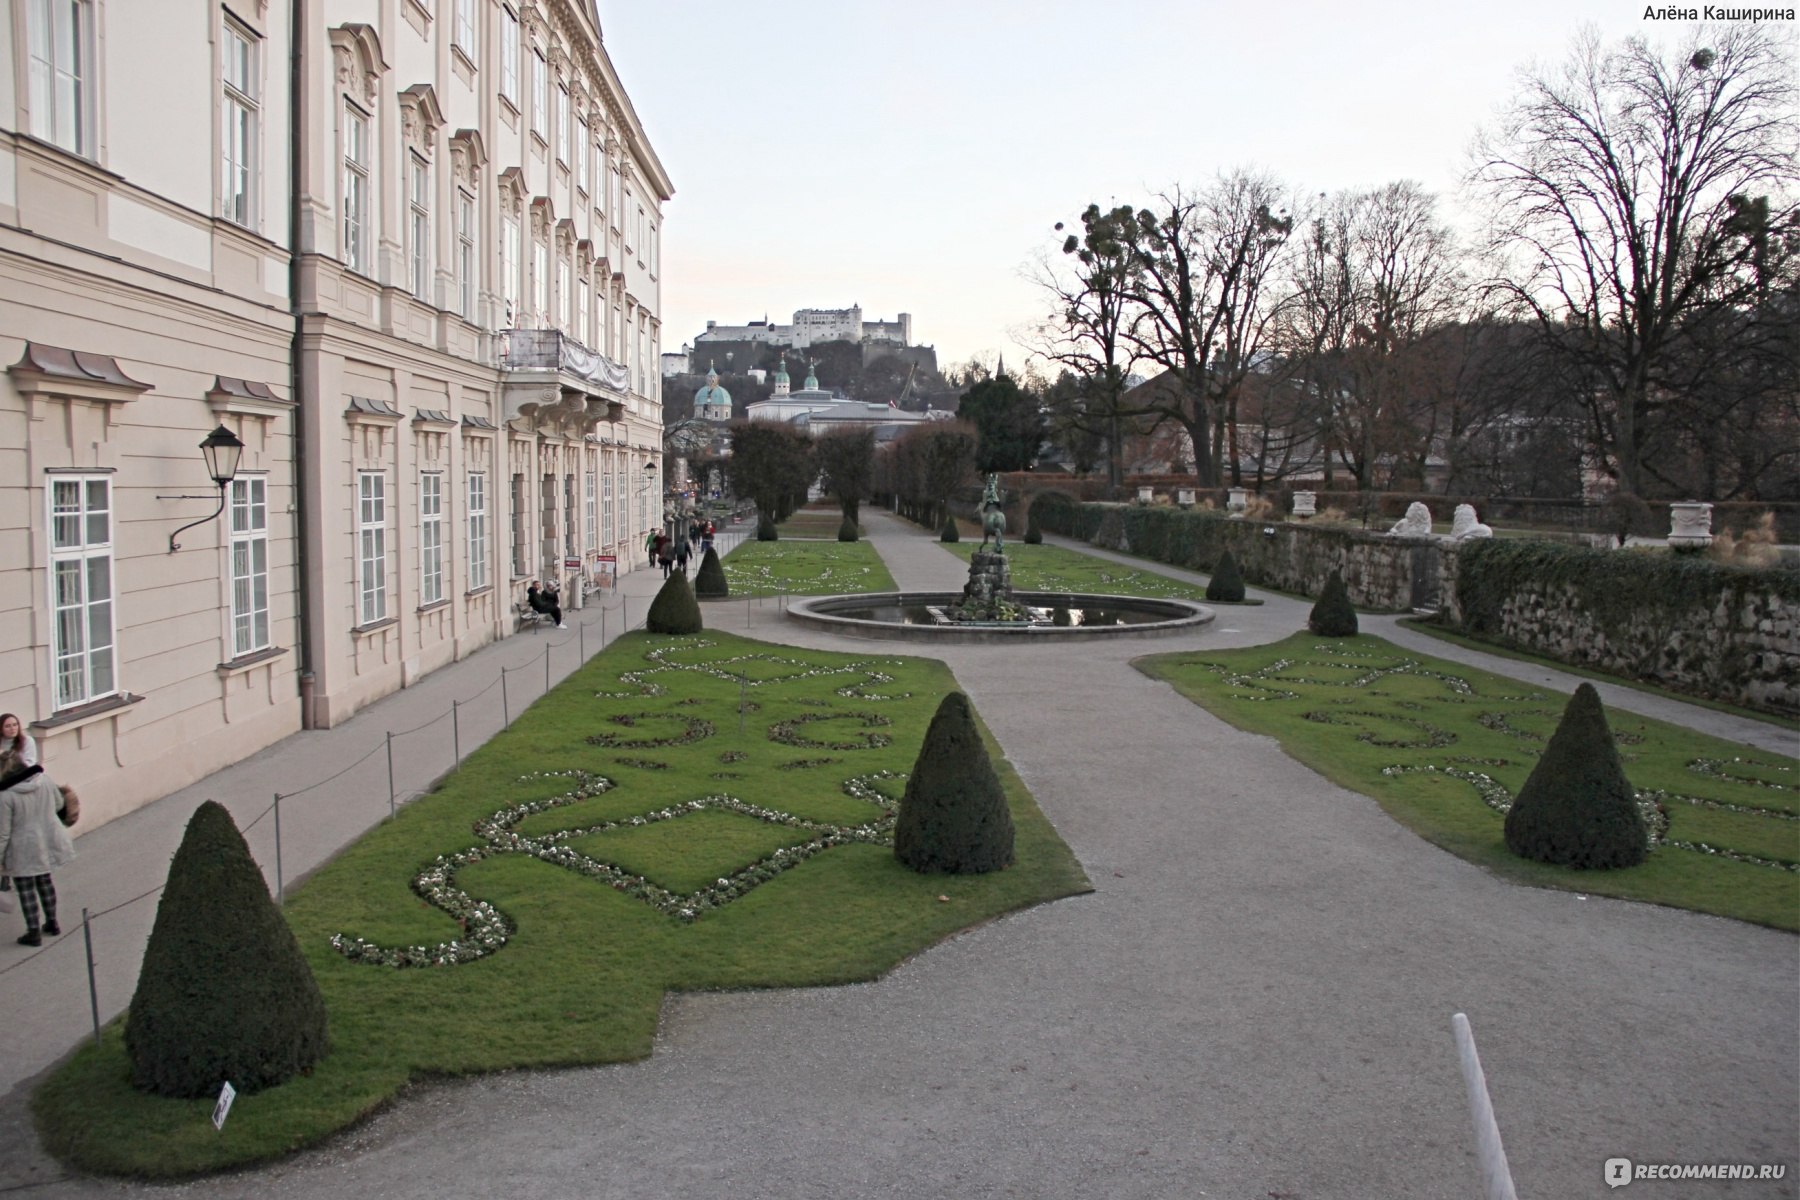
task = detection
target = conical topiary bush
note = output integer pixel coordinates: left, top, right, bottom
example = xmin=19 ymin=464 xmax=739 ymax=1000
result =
xmin=1307 ymin=570 xmax=1358 ymax=636
xmin=894 ymin=692 xmax=1014 ymax=874
xmin=693 ymin=545 xmax=728 ymax=599
xmin=940 ymin=514 xmax=960 ymax=543
xmin=1023 ymin=511 xmax=1043 ymax=545
xmin=645 ymin=570 xmax=703 ymax=634
xmin=838 ymin=514 xmax=859 ymax=542
xmin=756 ymin=513 xmax=778 ymax=541
xmin=124 ymin=801 xmax=328 ymax=1098
xmin=1504 ymin=683 xmax=1648 ymax=869
xmin=1205 ymin=550 xmax=1245 ymax=602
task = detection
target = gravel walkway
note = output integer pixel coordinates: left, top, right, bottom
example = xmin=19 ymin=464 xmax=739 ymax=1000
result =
xmin=4 ymin=512 xmax=1794 ymax=1200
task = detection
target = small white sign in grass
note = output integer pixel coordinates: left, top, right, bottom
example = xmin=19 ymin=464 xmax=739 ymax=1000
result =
xmin=211 ymin=1081 xmax=236 ymax=1132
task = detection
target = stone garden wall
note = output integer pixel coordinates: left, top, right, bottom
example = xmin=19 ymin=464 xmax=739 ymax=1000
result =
xmin=1037 ymin=500 xmax=1800 ymax=716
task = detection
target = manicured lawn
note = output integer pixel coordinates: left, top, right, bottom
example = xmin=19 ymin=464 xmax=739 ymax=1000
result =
xmin=942 ymin=540 xmax=1251 ymax=602
xmin=35 ymin=631 xmax=1089 ymax=1177
xmin=718 ymin=537 xmax=896 ymax=597
xmin=774 ymin=507 xmax=860 ymax=539
xmin=1136 ymin=633 xmax=1799 ymax=931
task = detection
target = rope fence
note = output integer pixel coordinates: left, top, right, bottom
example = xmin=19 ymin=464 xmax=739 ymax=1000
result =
xmin=0 ymin=572 xmax=670 ymax=1037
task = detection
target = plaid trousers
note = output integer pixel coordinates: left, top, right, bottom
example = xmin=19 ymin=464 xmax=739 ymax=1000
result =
xmin=14 ymin=874 xmax=56 ymax=931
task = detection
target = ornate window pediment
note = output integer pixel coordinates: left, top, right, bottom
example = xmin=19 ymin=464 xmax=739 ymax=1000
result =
xmin=449 ymin=128 xmax=487 ymax=190
xmin=329 ymin=23 xmax=387 ymax=106
xmin=398 ymin=83 xmax=446 ymax=157
xmin=498 ymin=166 xmax=526 ymax=217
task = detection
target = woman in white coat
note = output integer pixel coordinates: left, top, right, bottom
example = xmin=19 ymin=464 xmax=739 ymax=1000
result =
xmin=0 ymin=764 xmax=76 ymax=947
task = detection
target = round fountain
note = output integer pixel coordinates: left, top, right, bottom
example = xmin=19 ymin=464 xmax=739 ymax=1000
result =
xmin=786 ymin=477 xmax=1212 ymax=643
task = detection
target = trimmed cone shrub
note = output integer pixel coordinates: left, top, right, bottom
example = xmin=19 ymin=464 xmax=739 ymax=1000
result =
xmin=1308 ymin=570 xmax=1358 ymax=636
xmin=1023 ymin=512 xmax=1043 ymax=545
xmin=125 ymin=801 xmax=328 ymax=1098
xmin=838 ymin=515 xmax=859 ymax=542
xmin=1205 ymin=550 xmax=1245 ymax=602
xmin=756 ymin=513 xmax=778 ymax=541
xmin=1504 ymin=683 xmax=1647 ymax=869
xmin=645 ymin=570 xmax=703 ymax=633
xmin=940 ymin=515 xmax=960 ymax=542
xmin=693 ymin=545 xmax=728 ymax=599
xmin=1051 ymin=605 xmax=1073 ymax=627
xmin=894 ymin=692 xmax=1015 ymax=874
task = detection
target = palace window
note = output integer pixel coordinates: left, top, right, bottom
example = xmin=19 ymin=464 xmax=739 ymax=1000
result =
xmin=229 ymin=476 xmax=270 ymax=656
xmin=499 ymin=6 xmax=519 ymax=104
xmin=221 ymin=20 xmax=258 ymax=227
xmin=27 ymin=0 xmax=93 ymax=158
xmin=420 ymin=472 xmax=444 ymax=605
xmin=467 ymin=470 xmax=488 ymax=590
xmin=456 ymin=190 xmax=476 ymax=320
xmin=343 ymin=106 xmax=370 ymax=274
xmin=408 ymin=154 xmax=431 ymax=302
xmin=357 ymin=471 xmax=387 ymax=624
xmin=48 ymin=475 xmax=115 ymax=709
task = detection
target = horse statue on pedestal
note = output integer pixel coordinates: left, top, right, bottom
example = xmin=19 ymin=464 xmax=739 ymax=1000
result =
xmin=980 ymin=474 xmax=1006 ymax=552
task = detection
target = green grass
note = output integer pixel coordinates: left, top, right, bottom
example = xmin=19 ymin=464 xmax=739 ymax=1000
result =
xmin=718 ymin=538 xmax=896 ymax=597
xmin=35 ymin=631 xmax=1089 ymax=1177
xmin=774 ymin=508 xmax=860 ymax=539
xmin=941 ymin=540 xmax=1260 ymax=602
xmin=1135 ymin=633 xmax=1799 ymax=931
xmin=1397 ymin=616 xmax=1800 ymax=732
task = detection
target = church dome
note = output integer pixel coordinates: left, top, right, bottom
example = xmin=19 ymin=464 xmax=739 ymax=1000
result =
xmin=694 ymin=364 xmax=732 ymax=416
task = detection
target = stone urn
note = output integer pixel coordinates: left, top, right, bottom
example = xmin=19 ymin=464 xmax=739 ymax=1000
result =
xmin=1177 ymin=488 xmax=1196 ymax=509
xmin=1227 ymin=487 xmax=1249 ymax=517
xmin=1667 ymin=501 xmax=1714 ymax=550
xmin=1136 ymin=485 xmax=1154 ymax=506
xmin=1291 ymin=491 xmax=1316 ymax=519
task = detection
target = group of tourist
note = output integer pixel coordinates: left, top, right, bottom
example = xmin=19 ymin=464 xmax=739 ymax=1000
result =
xmin=647 ymin=519 xmax=716 ymax=580
xmin=524 ymin=580 xmax=567 ymax=628
xmin=0 ymin=712 xmax=76 ymax=948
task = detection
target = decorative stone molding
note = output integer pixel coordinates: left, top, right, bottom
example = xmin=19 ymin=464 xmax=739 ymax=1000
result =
xmin=530 ymin=195 xmax=555 ymax=236
xmin=555 ymin=217 xmax=576 ymax=253
xmin=1292 ymin=490 xmax=1317 ymax=519
xmin=397 ymin=83 xmax=446 ymax=157
xmin=448 ymin=128 xmax=487 ymax=189
xmin=329 ymin=23 xmax=386 ymax=106
xmin=498 ymin=166 xmax=526 ymax=217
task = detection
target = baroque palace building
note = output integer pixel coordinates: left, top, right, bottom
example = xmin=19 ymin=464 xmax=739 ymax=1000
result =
xmin=0 ymin=0 xmax=670 ymax=828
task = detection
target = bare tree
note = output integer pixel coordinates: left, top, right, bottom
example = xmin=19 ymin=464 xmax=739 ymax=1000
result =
xmin=1117 ymin=171 xmax=1295 ymax=487
xmin=1470 ymin=23 xmax=1799 ymax=499
xmin=1030 ymin=204 xmax=1146 ymax=489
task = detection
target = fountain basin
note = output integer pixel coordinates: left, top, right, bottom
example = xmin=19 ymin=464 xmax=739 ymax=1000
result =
xmin=785 ymin=591 xmax=1213 ymax=643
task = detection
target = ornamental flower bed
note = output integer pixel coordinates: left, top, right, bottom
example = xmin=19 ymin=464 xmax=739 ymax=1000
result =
xmin=1137 ymin=634 xmax=1798 ymax=931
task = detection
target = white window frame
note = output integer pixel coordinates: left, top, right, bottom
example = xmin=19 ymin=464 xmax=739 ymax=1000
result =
xmin=510 ymin=473 xmax=528 ymax=576
xmin=27 ymin=0 xmax=93 ymax=158
xmin=357 ymin=471 xmax=388 ymax=625
xmin=584 ymin=469 xmax=596 ymax=552
xmin=456 ymin=189 xmax=476 ymax=321
xmin=555 ymin=84 xmax=570 ymax=164
xmin=557 ymin=257 xmax=571 ymax=332
xmin=501 ymin=215 xmax=520 ymax=324
xmin=575 ymin=117 xmax=588 ymax=193
xmin=603 ymin=465 xmax=614 ymax=546
xmin=453 ymin=0 xmax=476 ymax=58
xmin=47 ymin=474 xmax=116 ymax=710
xmin=499 ymin=6 xmax=519 ymax=105
xmin=221 ymin=19 xmax=259 ymax=228
xmin=564 ymin=473 xmax=577 ymax=558
xmin=230 ymin=475 xmax=271 ymax=657
xmin=343 ymin=105 xmax=370 ymax=274
xmin=534 ymin=238 xmax=549 ymax=325
xmin=409 ymin=153 xmax=431 ymax=302
xmin=420 ymin=472 xmax=445 ymax=606
xmin=467 ymin=470 xmax=488 ymax=590
xmin=530 ymin=50 xmax=547 ymax=139
xmin=577 ymin=276 xmax=590 ymax=346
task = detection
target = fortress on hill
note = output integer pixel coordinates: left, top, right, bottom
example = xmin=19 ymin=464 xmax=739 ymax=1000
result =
xmin=696 ymin=306 xmax=912 ymax=350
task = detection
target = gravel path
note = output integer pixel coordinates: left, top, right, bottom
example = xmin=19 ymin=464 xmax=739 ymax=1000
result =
xmin=5 ymin=512 xmax=1794 ymax=1200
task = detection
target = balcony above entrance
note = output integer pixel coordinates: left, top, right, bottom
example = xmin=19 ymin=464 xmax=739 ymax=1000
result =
xmin=499 ymin=330 xmax=634 ymax=434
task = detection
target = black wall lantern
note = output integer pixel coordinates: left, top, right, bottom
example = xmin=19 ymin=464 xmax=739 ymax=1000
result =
xmin=160 ymin=424 xmax=246 ymax=552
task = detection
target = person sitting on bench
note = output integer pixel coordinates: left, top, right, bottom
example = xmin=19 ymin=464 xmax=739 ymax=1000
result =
xmin=526 ymin=582 xmax=565 ymax=628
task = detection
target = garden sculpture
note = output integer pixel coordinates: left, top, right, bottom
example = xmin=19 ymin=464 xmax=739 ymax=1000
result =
xmin=980 ymin=473 xmax=1006 ymax=552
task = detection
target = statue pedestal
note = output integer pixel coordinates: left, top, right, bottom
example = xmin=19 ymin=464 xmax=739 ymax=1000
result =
xmin=951 ymin=548 xmax=1020 ymax=622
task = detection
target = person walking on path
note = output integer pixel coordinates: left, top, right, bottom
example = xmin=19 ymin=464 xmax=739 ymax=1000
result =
xmin=645 ymin=529 xmax=659 ymax=569
xmin=657 ymin=534 xmax=675 ymax=578
xmin=0 ymin=762 xmax=76 ymax=947
xmin=674 ymin=535 xmax=691 ymax=576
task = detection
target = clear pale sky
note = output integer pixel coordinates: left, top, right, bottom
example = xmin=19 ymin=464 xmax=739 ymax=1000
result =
xmin=603 ymin=1 xmax=1730 ymax=372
